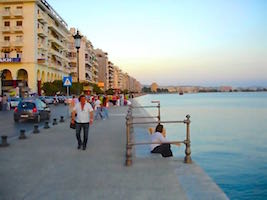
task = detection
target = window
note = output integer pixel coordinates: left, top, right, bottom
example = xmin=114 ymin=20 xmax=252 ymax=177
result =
xmin=4 ymin=21 xmax=10 ymax=27
xmin=16 ymin=21 xmax=23 ymax=26
xmin=4 ymin=53 xmax=10 ymax=58
xmin=17 ymin=6 xmax=22 ymax=10
xmin=4 ymin=36 xmax=10 ymax=41
xmin=17 ymin=52 xmax=22 ymax=58
xmin=4 ymin=7 xmax=10 ymax=11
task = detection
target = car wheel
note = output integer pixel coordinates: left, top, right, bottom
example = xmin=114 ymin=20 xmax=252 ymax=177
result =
xmin=14 ymin=118 xmax=19 ymax=122
xmin=35 ymin=114 xmax=41 ymax=123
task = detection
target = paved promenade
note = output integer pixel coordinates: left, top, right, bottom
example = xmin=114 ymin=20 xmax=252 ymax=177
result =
xmin=0 ymin=101 xmax=228 ymax=200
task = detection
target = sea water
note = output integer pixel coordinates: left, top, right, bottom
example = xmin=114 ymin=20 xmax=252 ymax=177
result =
xmin=135 ymin=92 xmax=267 ymax=200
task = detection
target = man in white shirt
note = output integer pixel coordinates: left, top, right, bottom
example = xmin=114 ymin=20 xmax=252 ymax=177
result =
xmin=71 ymin=95 xmax=94 ymax=150
xmin=94 ymin=96 xmax=102 ymax=120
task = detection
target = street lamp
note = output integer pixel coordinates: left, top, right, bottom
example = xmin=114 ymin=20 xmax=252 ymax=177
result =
xmin=73 ymin=29 xmax=83 ymax=94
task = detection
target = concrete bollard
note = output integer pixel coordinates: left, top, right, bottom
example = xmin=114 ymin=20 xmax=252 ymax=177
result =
xmin=0 ymin=135 xmax=9 ymax=147
xmin=53 ymin=118 xmax=57 ymax=125
xmin=33 ymin=124 xmax=40 ymax=134
xmin=19 ymin=129 xmax=26 ymax=139
xmin=44 ymin=121 xmax=50 ymax=129
xmin=60 ymin=116 xmax=64 ymax=123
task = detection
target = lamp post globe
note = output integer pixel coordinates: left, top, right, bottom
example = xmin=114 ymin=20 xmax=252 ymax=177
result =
xmin=73 ymin=30 xmax=83 ymax=94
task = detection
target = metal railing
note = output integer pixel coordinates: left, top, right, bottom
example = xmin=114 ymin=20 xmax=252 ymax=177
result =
xmin=125 ymin=101 xmax=192 ymax=166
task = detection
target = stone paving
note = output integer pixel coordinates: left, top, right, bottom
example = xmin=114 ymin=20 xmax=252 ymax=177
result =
xmin=0 ymin=102 xmax=228 ymax=200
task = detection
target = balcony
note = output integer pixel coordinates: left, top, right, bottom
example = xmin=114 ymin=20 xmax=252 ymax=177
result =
xmin=37 ymin=58 xmax=48 ymax=65
xmin=12 ymin=9 xmax=23 ymax=17
xmin=12 ymin=40 xmax=23 ymax=47
xmin=0 ymin=41 xmax=11 ymax=47
xmin=38 ymin=12 xmax=47 ymax=23
xmin=38 ymin=42 xmax=47 ymax=50
xmin=48 ymin=60 xmax=63 ymax=71
xmin=49 ymin=48 xmax=64 ymax=59
xmin=48 ymin=34 xmax=64 ymax=48
xmin=1 ymin=10 xmax=11 ymax=18
xmin=12 ymin=26 xmax=23 ymax=32
xmin=1 ymin=26 xmax=11 ymax=32
xmin=48 ymin=20 xmax=66 ymax=38
xmin=38 ymin=26 xmax=48 ymax=37
xmin=69 ymin=56 xmax=76 ymax=63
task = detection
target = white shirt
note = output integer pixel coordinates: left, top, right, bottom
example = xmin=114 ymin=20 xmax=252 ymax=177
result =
xmin=94 ymin=99 xmax=101 ymax=108
xmin=150 ymin=132 xmax=168 ymax=150
xmin=73 ymin=102 xmax=93 ymax=123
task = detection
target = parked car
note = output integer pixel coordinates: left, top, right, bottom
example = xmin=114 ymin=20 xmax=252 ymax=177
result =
xmin=57 ymin=95 xmax=66 ymax=103
xmin=39 ymin=96 xmax=54 ymax=104
xmin=14 ymin=99 xmax=50 ymax=123
xmin=64 ymin=96 xmax=73 ymax=105
xmin=8 ymin=97 xmax=22 ymax=109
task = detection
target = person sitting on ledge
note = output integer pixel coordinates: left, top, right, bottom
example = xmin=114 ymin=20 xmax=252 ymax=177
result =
xmin=149 ymin=124 xmax=179 ymax=157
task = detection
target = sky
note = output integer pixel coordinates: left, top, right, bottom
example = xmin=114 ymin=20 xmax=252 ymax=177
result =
xmin=48 ymin=0 xmax=267 ymax=87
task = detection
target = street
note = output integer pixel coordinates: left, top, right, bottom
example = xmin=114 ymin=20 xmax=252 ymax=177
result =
xmin=0 ymin=104 xmax=70 ymax=138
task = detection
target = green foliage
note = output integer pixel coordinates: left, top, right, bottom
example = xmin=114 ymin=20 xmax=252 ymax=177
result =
xmin=106 ymin=88 xmax=114 ymax=95
xmin=122 ymin=89 xmax=129 ymax=94
xmin=70 ymin=82 xmax=84 ymax=95
xmin=157 ymin=88 xmax=169 ymax=93
xmin=42 ymin=82 xmax=59 ymax=96
xmin=142 ymin=87 xmax=151 ymax=93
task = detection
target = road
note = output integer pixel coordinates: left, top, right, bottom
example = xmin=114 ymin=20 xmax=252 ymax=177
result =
xmin=0 ymin=104 xmax=70 ymax=138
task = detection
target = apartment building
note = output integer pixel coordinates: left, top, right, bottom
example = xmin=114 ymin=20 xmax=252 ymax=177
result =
xmin=0 ymin=0 xmax=71 ymax=95
xmin=69 ymin=28 xmax=98 ymax=85
xmin=94 ymin=48 xmax=108 ymax=91
xmin=108 ymin=61 xmax=114 ymax=89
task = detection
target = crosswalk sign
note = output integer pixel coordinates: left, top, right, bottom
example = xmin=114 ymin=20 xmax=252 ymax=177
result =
xmin=63 ymin=76 xmax=72 ymax=87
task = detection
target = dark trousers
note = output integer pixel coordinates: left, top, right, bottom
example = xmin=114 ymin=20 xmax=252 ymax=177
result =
xmin=151 ymin=143 xmax=173 ymax=157
xmin=76 ymin=123 xmax=89 ymax=147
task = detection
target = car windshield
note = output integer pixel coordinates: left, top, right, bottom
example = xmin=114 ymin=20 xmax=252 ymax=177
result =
xmin=18 ymin=102 xmax=35 ymax=109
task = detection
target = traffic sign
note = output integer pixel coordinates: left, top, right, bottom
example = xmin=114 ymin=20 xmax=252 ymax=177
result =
xmin=63 ymin=76 xmax=72 ymax=87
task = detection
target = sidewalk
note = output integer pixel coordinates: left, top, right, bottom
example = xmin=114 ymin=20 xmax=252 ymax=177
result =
xmin=0 ymin=102 xmax=228 ymax=200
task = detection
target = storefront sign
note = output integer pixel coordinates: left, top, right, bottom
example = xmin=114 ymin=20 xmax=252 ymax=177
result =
xmin=0 ymin=58 xmax=21 ymax=63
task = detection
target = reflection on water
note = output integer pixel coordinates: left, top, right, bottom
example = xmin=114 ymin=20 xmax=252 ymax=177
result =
xmin=135 ymin=92 xmax=267 ymax=200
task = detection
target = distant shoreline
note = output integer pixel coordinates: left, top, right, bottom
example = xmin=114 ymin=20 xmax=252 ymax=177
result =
xmin=140 ymin=90 xmax=267 ymax=95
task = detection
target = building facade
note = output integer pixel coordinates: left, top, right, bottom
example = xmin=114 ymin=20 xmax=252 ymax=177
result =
xmin=69 ymin=27 xmax=98 ymax=85
xmin=0 ymin=0 xmax=71 ymax=95
xmin=94 ymin=48 xmax=108 ymax=91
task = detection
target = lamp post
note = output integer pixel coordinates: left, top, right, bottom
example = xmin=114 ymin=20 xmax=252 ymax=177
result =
xmin=73 ymin=29 xmax=82 ymax=94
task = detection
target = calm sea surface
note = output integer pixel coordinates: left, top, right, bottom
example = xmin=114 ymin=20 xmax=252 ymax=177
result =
xmin=135 ymin=92 xmax=267 ymax=200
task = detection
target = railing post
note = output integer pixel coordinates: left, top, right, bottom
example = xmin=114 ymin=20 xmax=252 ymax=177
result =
xmin=151 ymin=100 xmax=161 ymax=123
xmin=184 ymin=114 xmax=192 ymax=163
xmin=158 ymin=102 xmax=161 ymax=123
xmin=125 ymin=115 xmax=132 ymax=166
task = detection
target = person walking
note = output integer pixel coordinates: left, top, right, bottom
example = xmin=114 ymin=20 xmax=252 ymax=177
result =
xmin=2 ymin=94 xmax=8 ymax=111
xmin=0 ymin=95 xmax=2 ymax=111
xmin=71 ymin=95 xmax=94 ymax=150
xmin=102 ymin=96 xmax=109 ymax=119
xmin=94 ymin=96 xmax=102 ymax=120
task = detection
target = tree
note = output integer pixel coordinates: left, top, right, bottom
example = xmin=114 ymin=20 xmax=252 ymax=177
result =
xmin=91 ymin=83 xmax=104 ymax=94
xmin=142 ymin=87 xmax=151 ymax=93
xmin=106 ymin=88 xmax=114 ymax=95
xmin=42 ymin=82 xmax=58 ymax=96
xmin=122 ymin=89 xmax=129 ymax=94
xmin=70 ymin=82 xmax=84 ymax=95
